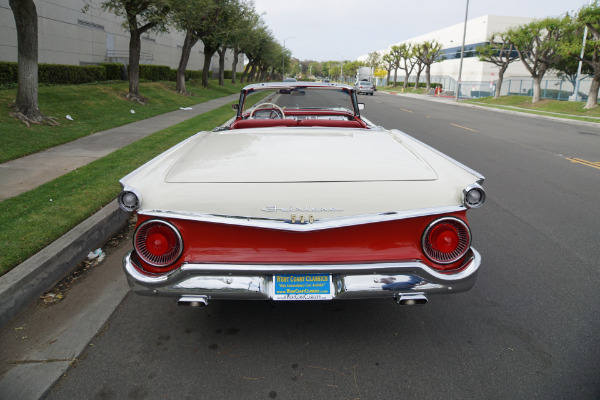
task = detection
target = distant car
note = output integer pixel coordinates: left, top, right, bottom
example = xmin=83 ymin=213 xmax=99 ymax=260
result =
xmin=119 ymin=82 xmax=486 ymax=307
xmin=360 ymin=79 xmax=377 ymax=91
xmin=355 ymin=81 xmax=374 ymax=95
xmin=279 ymin=78 xmax=297 ymax=94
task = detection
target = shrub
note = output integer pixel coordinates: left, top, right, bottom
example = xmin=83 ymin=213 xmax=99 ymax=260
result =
xmin=0 ymin=62 xmax=19 ymax=84
xmin=186 ymin=70 xmax=203 ymax=80
xmin=38 ymin=64 xmax=106 ymax=84
xmin=168 ymin=69 xmax=204 ymax=81
xmin=138 ymin=64 xmax=171 ymax=81
xmin=100 ymin=63 xmax=124 ymax=80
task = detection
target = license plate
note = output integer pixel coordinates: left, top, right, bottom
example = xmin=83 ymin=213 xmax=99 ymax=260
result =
xmin=273 ymin=274 xmax=332 ymax=300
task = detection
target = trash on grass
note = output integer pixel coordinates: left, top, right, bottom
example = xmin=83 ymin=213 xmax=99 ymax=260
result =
xmin=66 ymin=115 xmax=73 ymax=121
xmin=130 ymin=109 xmax=136 ymax=114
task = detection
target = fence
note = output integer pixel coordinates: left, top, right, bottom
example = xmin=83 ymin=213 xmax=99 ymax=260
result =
xmin=378 ymin=75 xmax=594 ymax=102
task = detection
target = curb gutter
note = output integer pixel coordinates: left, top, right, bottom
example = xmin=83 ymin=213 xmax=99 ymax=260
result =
xmin=0 ymin=199 xmax=130 ymax=329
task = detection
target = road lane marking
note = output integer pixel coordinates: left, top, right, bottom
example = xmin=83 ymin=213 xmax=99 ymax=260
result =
xmin=566 ymin=158 xmax=600 ymax=170
xmin=399 ymin=108 xmax=413 ymax=113
xmin=449 ymin=123 xmax=479 ymax=133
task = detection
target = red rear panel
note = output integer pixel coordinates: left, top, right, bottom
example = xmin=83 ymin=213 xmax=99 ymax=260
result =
xmin=133 ymin=212 xmax=470 ymax=274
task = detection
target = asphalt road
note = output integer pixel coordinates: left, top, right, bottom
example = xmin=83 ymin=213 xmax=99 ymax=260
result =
xmin=44 ymin=93 xmax=600 ymax=399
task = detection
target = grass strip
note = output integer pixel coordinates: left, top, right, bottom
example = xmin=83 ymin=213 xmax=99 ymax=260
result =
xmin=0 ymin=80 xmax=242 ymax=163
xmin=463 ymin=96 xmax=600 ymax=123
xmin=0 ymin=91 xmax=268 ymax=276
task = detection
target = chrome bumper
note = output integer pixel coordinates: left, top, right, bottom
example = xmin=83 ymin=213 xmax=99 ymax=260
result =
xmin=123 ymin=248 xmax=481 ymax=301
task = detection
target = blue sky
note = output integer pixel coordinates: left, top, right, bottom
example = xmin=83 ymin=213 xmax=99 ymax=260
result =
xmin=253 ymin=0 xmax=589 ymax=61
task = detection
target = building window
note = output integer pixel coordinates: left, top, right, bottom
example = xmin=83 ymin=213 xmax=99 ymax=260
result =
xmin=77 ymin=19 xmax=104 ymax=31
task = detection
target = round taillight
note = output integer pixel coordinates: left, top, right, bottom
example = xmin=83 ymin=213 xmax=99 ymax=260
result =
xmin=134 ymin=220 xmax=183 ymax=267
xmin=422 ymin=217 xmax=471 ymax=264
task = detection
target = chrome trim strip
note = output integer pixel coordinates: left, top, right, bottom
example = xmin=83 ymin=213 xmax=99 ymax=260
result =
xmin=123 ymin=249 xmax=481 ymax=299
xmin=137 ymin=205 xmax=466 ymax=231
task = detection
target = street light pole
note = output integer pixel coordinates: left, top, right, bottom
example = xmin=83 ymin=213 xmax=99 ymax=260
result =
xmin=282 ymin=37 xmax=294 ymax=79
xmin=573 ymin=0 xmax=591 ymax=102
xmin=455 ymin=0 xmax=469 ymax=102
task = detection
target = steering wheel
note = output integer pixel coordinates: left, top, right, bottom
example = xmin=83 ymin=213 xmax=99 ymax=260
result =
xmin=249 ymin=103 xmax=285 ymax=119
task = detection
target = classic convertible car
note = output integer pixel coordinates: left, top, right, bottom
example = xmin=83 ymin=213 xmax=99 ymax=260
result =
xmin=118 ymin=82 xmax=485 ymax=307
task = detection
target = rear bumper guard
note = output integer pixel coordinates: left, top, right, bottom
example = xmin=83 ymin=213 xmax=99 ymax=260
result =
xmin=123 ymin=248 xmax=481 ymax=301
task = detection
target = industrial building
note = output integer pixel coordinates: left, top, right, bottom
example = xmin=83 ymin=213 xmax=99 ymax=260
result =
xmin=358 ymin=15 xmax=582 ymax=99
xmin=0 ymin=0 xmax=242 ymax=74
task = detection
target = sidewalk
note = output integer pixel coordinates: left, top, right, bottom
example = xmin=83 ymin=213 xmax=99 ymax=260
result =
xmin=0 ymin=94 xmax=239 ymax=201
xmin=0 ymin=93 xmax=239 ymax=328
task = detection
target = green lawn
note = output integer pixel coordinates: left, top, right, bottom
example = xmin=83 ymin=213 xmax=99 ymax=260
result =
xmin=0 ymin=83 xmax=268 ymax=276
xmin=0 ymin=80 xmax=243 ymax=163
xmin=464 ymin=96 xmax=600 ymax=123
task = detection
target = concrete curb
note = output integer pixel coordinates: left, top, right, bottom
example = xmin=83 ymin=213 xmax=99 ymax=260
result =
xmin=0 ymin=199 xmax=130 ymax=329
xmin=381 ymin=91 xmax=600 ymax=129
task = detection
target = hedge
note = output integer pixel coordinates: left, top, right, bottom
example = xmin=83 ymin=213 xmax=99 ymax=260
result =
xmin=0 ymin=62 xmax=18 ymax=84
xmin=100 ymin=63 xmax=124 ymax=80
xmin=168 ymin=69 xmax=204 ymax=81
xmin=38 ymin=63 xmax=106 ymax=84
xmin=223 ymin=70 xmax=243 ymax=80
xmin=138 ymin=64 xmax=171 ymax=81
xmin=388 ymin=81 xmax=432 ymax=88
xmin=0 ymin=61 xmax=105 ymax=85
xmin=0 ymin=61 xmax=210 ymax=86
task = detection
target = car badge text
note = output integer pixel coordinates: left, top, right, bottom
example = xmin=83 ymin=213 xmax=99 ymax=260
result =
xmin=262 ymin=205 xmax=343 ymax=213
xmin=262 ymin=205 xmax=343 ymax=225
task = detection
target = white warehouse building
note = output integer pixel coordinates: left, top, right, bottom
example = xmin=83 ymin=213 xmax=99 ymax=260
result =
xmin=0 ymin=0 xmax=242 ymax=74
xmin=358 ymin=15 xmax=573 ymax=97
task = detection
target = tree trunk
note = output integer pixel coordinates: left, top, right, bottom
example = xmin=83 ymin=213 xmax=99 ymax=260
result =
xmin=531 ymin=75 xmax=542 ymax=103
xmin=176 ymin=30 xmax=198 ymax=94
xmin=240 ymin=59 xmax=252 ymax=83
xmin=393 ymin=68 xmax=398 ymax=87
xmin=201 ymin=44 xmax=217 ymax=88
xmin=231 ymin=46 xmax=239 ymax=84
xmin=425 ymin=65 xmax=432 ymax=90
xmin=248 ymin=61 xmax=258 ymax=82
xmin=414 ymin=72 xmax=421 ymax=90
xmin=495 ymin=65 xmax=508 ymax=99
xmin=217 ymin=47 xmax=226 ymax=86
xmin=127 ymin=27 xmax=143 ymax=100
xmin=260 ymin=66 xmax=268 ymax=82
xmin=9 ymin=0 xmax=45 ymax=125
xmin=584 ymin=72 xmax=600 ymax=109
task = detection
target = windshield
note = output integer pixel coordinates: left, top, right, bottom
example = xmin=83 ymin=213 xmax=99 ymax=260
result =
xmin=243 ymin=86 xmax=355 ymax=114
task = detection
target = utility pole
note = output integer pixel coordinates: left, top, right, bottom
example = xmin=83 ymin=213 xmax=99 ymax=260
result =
xmin=455 ymin=0 xmax=469 ymax=102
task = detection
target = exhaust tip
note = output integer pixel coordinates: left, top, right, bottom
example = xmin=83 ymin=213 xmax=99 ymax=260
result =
xmin=394 ymin=293 xmax=428 ymax=305
xmin=177 ymin=295 xmax=209 ymax=307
